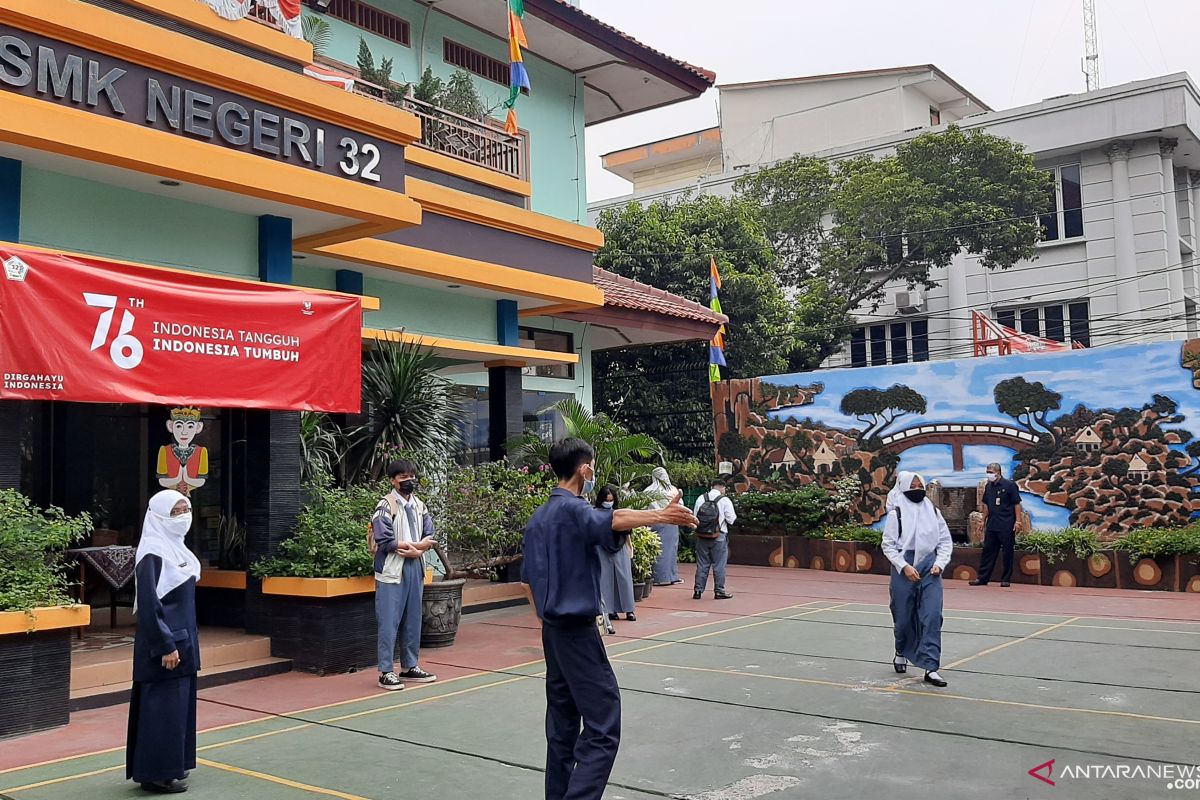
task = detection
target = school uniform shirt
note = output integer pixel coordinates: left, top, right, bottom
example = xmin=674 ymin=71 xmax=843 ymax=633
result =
xmin=693 ymin=491 xmax=737 ymax=536
xmin=982 ymin=478 xmax=1022 ymax=533
xmin=521 ymin=488 xmax=623 ymax=627
xmin=372 ymin=491 xmax=435 ymax=583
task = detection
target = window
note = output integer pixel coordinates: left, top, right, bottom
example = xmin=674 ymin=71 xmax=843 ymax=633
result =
xmin=850 ymin=320 xmax=930 ymax=366
xmin=1040 ymin=163 xmax=1084 ymax=242
xmin=996 ymin=301 xmax=1090 ymax=345
xmin=323 ymin=0 xmax=410 ymax=45
xmin=444 ymin=39 xmax=527 ymax=93
xmin=929 ymin=106 xmax=941 ymax=127
xmin=519 ymin=328 xmax=574 ymax=379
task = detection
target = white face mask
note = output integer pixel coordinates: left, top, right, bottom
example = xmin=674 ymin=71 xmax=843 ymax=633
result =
xmin=986 ymin=472 xmax=999 ymax=482
xmin=165 ymin=513 xmax=192 ymax=536
xmin=601 ymin=501 xmax=614 ymax=509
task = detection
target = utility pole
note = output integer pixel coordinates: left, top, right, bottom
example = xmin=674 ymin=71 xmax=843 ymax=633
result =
xmin=1082 ymin=0 xmax=1101 ymax=91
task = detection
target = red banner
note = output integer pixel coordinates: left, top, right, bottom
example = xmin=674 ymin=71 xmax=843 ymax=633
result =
xmin=0 ymin=246 xmax=362 ymax=412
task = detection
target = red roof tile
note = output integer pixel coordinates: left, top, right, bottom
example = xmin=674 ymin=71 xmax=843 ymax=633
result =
xmin=593 ymin=267 xmax=728 ymax=325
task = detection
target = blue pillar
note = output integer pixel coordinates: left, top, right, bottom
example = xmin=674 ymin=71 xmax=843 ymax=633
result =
xmin=496 ymin=299 xmax=519 ymax=347
xmin=336 ymin=269 xmax=364 ymax=295
xmin=258 ymin=215 xmax=292 ymax=284
xmin=0 ymin=157 xmax=21 ymax=243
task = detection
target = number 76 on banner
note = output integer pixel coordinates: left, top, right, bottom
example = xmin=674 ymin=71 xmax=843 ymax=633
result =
xmin=85 ymin=292 xmax=144 ymax=370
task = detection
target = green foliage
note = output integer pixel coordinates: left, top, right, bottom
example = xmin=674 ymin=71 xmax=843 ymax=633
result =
xmin=1111 ymin=526 xmax=1200 ymax=562
xmin=732 ymin=488 xmax=828 ymax=536
xmin=426 ymin=461 xmax=556 ymax=577
xmin=252 ymin=482 xmax=384 ymax=579
xmin=356 ymin=38 xmax=406 ymax=103
xmin=736 ymin=125 xmax=1050 ymax=312
xmin=665 ymin=460 xmax=719 ymax=489
xmin=827 ymin=474 xmax=861 ymax=522
xmin=412 ymin=66 xmax=444 ymax=105
xmin=820 ymin=525 xmax=883 ymax=547
xmin=440 ymin=70 xmax=486 ymax=121
xmin=301 ymin=15 xmax=331 ymax=55
xmin=0 ymin=490 xmax=91 ymax=612
xmin=510 ymin=397 xmax=662 ymax=494
xmin=299 ymin=410 xmax=339 ymax=485
xmin=1017 ymin=529 xmax=1101 ymax=564
xmin=628 ymin=526 xmax=662 ymax=583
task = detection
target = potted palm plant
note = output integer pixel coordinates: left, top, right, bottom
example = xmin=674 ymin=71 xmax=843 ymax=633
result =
xmin=0 ymin=489 xmax=91 ymax=736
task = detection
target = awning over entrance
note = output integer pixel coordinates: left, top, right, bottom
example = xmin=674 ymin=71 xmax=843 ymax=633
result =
xmin=0 ymin=244 xmax=367 ymax=412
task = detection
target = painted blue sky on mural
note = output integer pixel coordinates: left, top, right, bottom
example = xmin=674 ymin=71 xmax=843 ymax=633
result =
xmin=763 ymin=341 xmax=1196 ymax=529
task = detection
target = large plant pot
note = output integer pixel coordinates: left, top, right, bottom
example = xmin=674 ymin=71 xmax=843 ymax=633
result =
xmin=632 ymin=582 xmax=648 ymax=602
xmin=1116 ymin=555 xmax=1178 ymax=591
xmin=0 ymin=605 xmax=90 ymax=738
xmin=421 ymin=578 xmax=465 ymax=648
xmin=1081 ymin=551 xmax=1119 ymax=589
xmin=262 ymin=577 xmax=377 ymax=675
xmin=727 ymin=534 xmax=784 ymax=567
xmin=196 ymin=570 xmax=248 ymax=628
xmin=946 ymin=546 xmax=982 ymax=582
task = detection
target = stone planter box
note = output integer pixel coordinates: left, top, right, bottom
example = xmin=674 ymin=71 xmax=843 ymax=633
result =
xmin=1081 ymin=551 xmax=1119 ymax=589
xmin=1179 ymin=556 xmax=1200 ymax=593
xmin=0 ymin=605 xmax=90 ymax=738
xmin=853 ymin=543 xmax=891 ymax=576
xmin=784 ymin=537 xmax=832 ymax=572
xmin=1012 ymin=552 xmax=1044 ymax=585
xmin=261 ymin=578 xmax=377 ymax=675
xmin=727 ymin=534 xmax=784 ymax=568
xmin=1043 ymin=554 xmax=1087 ymax=588
xmin=945 ymin=546 xmax=982 ymax=582
xmin=1115 ymin=555 xmax=1178 ymax=591
xmin=830 ymin=540 xmax=857 ymax=574
xmin=196 ymin=569 xmax=247 ymax=628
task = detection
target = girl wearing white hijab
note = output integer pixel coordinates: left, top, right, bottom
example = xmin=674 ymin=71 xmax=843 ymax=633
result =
xmin=646 ymin=466 xmax=682 ymax=585
xmin=127 ymin=490 xmax=201 ymax=795
xmin=882 ymin=471 xmax=953 ymax=687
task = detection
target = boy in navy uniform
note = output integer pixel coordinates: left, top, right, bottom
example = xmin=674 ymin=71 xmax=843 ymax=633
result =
xmin=523 ymin=438 xmax=697 ymax=800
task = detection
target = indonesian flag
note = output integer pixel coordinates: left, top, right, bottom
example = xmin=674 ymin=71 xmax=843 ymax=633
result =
xmin=303 ymin=63 xmax=356 ymax=92
xmin=971 ymin=310 xmax=1082 ymax=356
xmin=195 ymin=0 xmax=302 ymax=39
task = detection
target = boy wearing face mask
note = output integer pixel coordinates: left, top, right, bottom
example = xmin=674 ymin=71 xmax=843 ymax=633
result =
xmin=373 ymin=459 xmax=438 ymax=690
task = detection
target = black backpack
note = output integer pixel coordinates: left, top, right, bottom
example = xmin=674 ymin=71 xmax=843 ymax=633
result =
xmin=695 ymin=494 xmax=722 ymax=538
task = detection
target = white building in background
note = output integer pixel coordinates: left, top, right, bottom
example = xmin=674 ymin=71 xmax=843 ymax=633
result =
xmin=589 ymin=66 xmax=1200 ymax=368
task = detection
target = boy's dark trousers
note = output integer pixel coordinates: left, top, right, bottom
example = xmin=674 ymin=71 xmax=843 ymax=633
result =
xmin=541 ymin=620 xmax=621 ymax=800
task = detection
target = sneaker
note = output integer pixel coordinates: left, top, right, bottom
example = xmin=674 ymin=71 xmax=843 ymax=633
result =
xmin=1000 ymin=581 xmax=1011 ymax=587
xmin=378 ymin=672 xmax=404 ymax=691
xmin=714 ymin=591 xmax=734 ymax=600
xmin=398 ymin=666 xmax=437 ymax=683
xmin=692 ymin=591 xmax=702 ymax=600
xmin=968 ymin=580 xmax=988 ymax=586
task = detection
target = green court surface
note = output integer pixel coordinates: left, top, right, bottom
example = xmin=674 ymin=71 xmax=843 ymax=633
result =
xmin=2 ymin=597 xmax=1198 ymax=800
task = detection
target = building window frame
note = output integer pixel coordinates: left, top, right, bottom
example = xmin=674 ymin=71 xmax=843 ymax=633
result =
xmin=995 ymin=300 xmax=1090 ymax=347
xmin=850 ymin=319 xmax=929 ymax=367
xmin=1039 ymin=162 xmax=1084 ymax=243
xmin=322 ymin=0 xmax=411 ymax=46
xmin=518 ymin=327 xmax=575 ymax=379
xmin=444 ymin=39 xmax=529 ymax=94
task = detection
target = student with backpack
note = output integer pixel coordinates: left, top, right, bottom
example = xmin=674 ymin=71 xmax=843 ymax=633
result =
xmin=691 ymin=478 xmax=737 ymax=600
xmin=372 ymin=459 xmax=438 ymax=691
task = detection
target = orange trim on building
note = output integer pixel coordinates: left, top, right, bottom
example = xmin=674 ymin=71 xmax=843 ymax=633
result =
xmin=0 ymin=0 xmax=421 ymax=147
xmin=362 ymin=328 xmax=578 ymax=365
xmin=261 ymin=576 xmax=376 ymax=598
xmin=112 ymin=0 xmax=312 ymax=65
xmin=197 ymin=570 xmax=249 ymax=590
xmin=0 ymin=605 xmax=91 ymax=635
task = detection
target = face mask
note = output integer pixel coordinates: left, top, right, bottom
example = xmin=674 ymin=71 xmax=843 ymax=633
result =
xmin=903 ymin=489 xmax=926 ymax=503
xmin=396 ymin=479 xmax=418 ymax=495
xmin=166 ymin=513 xmax=192 ymax=536
xmin=601 ymin=501 xmax=614 ymax=509
xmin=986 ymin=473 xmax=999 ymax=483
xmin=582 ymin=478 xmax=596 ymax=496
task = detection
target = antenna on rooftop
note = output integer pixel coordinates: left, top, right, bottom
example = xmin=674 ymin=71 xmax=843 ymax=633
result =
xmin=1082 ymin=0 xmax=1101 ymax=91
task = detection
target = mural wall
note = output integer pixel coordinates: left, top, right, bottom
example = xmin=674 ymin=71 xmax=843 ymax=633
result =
xmin=713 ymin=340 xmax=1200 ymax=535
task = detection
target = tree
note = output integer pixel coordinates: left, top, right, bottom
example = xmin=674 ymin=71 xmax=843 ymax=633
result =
xmin=356 ymin=38 xmax=405 ymax=103
xmin=839 ymin=384 xmax=927 ymax=440
xmin=735 ymin=126 xmax=1051 ymax=313
xmin=993 ymin=377 xmax=1062 ymax=442
xmin=593 ymin=195 xmax=849 ymax=459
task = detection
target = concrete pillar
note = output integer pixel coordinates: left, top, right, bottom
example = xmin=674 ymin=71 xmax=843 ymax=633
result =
xmin=258 ymin=215 xmax=293 ymax=284
xmin=1191 ymin=170 xmax=1200 ymax=294
xmin=1107 ymin=141 xmax=1140 ymax=332
xmin=487 ymin=361 xmax=523 ymax=461
xmin=0 ymin=157 xmax=20 ymax=242
xmin=335 ymin=269 xmax=364 ymax=295
xmin=1160 ymin=139 xmax=1185 ymax=339
xmin=243 ymin=410 xmax=302 ymax=634
xmin=947 ymin=252 xmax=970 ymax=357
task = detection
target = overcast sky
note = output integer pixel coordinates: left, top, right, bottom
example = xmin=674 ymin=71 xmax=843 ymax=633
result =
xmin=583 ymin=0 xmax=1200 ymax=202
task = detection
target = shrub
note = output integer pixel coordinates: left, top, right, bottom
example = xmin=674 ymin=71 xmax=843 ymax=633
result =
xmin=629 ymin=526 xmax=661 ymax=583
xmin=820 ymin=524 xmax=883 ymax=547
xmin=252 ymin=481 xmax=385 ymax=579
xmin=732 ymin=487 xmax=828 ymax=536
xmin=1111 ymin=526 xmax=1200 ymax=562
xmin=1017 ymin=528 xmax=1102 ymax=564
xmin=0 ymin=490 xmax=91 ymax=612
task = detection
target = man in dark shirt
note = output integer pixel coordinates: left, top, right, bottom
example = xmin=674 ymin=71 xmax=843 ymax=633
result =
xmin=971 ymin=461 xmax=1023 ymax=587
xmin=522 ymin=438 xmax=697 ymax=800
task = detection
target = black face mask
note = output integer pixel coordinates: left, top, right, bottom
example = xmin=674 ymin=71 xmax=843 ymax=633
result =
xmin=903 ymin=489 xmax=927 ymax=503
xmin=396 ymin=479 xmax=418 ymax=495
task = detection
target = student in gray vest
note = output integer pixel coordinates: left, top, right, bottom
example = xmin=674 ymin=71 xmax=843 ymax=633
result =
xmin=692 ymin=478 xmax=737 ymax=600
xmin=373 ymin=459 xmax=438 ymax=690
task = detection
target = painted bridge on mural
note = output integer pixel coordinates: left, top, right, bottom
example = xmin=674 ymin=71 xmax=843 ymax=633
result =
xmin=878 ymin=423 xmax=1042 ymax=471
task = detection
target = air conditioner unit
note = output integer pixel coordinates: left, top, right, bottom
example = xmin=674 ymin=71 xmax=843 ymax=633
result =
xmin=894 ymin=290 xmax=925 ymax=314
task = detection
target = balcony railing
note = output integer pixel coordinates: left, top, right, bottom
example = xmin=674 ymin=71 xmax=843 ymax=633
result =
xmin=351 ymin=77 xmax=527 ymax=181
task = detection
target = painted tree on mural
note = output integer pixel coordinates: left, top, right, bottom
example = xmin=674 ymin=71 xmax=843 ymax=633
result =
xmin=993 ymin=377 xmax=1063 ymax=443
xmin=839 ymin=384 xmax=926 ymax=442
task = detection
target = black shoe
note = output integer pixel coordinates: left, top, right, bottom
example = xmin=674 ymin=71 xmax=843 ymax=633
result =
xmin=625 ymin=613 xmax=636 ymax=621
xmin=378 ymin=671 xmax=404 ymax=691
xmin=893 ymin=655 xmax=907 ymax=674
xmin=398 ymin=666 xmax=437 ymax=683
xmin=693 ymin=591 xmax=702 ymax=600
xmin=968 ymin=580 xmax=988 ymax=586
xmin=141 ymin=780 xmax=188 ymax=794
xmin=670 ymin=579 xmax=683 ymax=585
xmin=607 ymin=613 xmax=619 ymax=620
xmin=714 ymin=591 xmax=733 ymax=600
xmin=924 ymin=670 xmax=947 ymax=687
xmin=1001 ymin=581 xmax=1011 ymax=587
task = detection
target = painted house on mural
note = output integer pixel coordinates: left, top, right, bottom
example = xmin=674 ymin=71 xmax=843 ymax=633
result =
xmin=0 ymin=0 xmax=718 ymax=709
xmin=591 ymin=66 xmax=1200 ymax=365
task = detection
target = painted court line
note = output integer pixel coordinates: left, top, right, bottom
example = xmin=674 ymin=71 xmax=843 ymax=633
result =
xmin=942 ymin=616 xmax=1082 ymax=670
xmin=197 ymin=757 xmax=370 ymax=799
xmin=616 ymin=658 xmax=1200 ymax=727
xmin=819 ymin=606 xmax=1200 ymax=636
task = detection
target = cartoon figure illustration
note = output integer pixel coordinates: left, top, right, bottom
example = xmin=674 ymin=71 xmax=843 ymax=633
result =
xmin=157 ymin=407 xmax=208 ymax=495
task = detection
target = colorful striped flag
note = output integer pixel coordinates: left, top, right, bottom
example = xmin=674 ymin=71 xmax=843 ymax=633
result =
xmin=709 ymin=256 xmax=727 ymax=383
xmin=504 ymin=0 xmax=530 ymax=136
